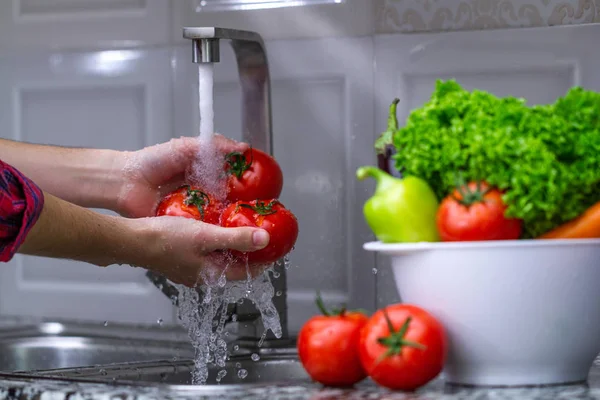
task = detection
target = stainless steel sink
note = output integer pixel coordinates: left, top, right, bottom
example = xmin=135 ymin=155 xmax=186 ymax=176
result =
xmin=0 ymin=319 xmax=309 ymax=393
xmin=0 ymin=320 xmax=194 ymax=372
xmin=30 ymin=351 xmax=310 ymax=387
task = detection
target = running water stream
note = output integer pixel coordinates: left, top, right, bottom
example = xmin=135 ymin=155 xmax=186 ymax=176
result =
xmin=174 ymin=64 xmax=283 ymax=385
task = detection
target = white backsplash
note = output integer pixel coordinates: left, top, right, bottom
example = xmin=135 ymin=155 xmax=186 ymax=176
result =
xmin=0 ymin=1 xmax=598 ymax=333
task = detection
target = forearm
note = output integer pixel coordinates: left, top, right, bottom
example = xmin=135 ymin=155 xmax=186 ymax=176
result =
xmin=18 ymin=192 xmax=143 ymax=267
xmin=0 ymin=139 xmax=124 ymax=212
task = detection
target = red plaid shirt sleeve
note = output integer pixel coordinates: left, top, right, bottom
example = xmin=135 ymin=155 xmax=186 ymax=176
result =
xmin=0 ymin=159 xmax=44 ymax=262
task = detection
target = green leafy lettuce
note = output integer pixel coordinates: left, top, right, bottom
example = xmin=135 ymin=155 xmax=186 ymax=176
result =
xmin=392 ymin=79 xmax=600 ymax=238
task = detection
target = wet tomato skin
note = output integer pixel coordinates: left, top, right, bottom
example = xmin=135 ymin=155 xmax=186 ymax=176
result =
xmin=225 ymin=148 xmax=284 ymax=202
xmin=298 ymin=311 xmax=369 ymax=387
xmin=155 ymin=185 xmax=222 ymax=225
xmin=359 ymin=304 xmax=447 ymax=391
xmin=220 ymin=199 xmax=298 ymax=265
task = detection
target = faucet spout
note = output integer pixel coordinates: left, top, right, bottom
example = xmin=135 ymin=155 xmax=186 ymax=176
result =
xmin=191 ymin=38 xmax=220 ymax=63
xmin=183 ymin=27 xmax=273 ymax=155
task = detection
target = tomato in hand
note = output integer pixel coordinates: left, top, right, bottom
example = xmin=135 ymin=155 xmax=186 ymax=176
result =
xmin=298 ymin=292 xmax=369 ymax=387
xmin=224 ymin=148 xmax=284 ymax=202
xmin=221 ymin=199 xmax=298 ymax=265
xmin=436 ymin=180 xmax=522 ymax=242
xmin=359 ymin=304 xmax=447 ymax=391
xmin=155 ymin=185 xmax=221 ymax=224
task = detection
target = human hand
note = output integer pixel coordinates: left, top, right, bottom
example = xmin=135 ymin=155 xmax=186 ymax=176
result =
xmin=128 ymin=215 xmax=270 ymax=287
xmin=116 ymin=135 xmax=247 ymax=218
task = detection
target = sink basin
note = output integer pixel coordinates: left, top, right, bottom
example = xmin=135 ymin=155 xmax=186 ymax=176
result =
xmin=0 ymin=336 xmax=193 ymax=372
xmin=0 ymin=320 xmax=194 ymax=372
xmin=30 ymin=352 xmax=310 ymax=387
xmin=0 ymin=319 xmax=312 ymax=395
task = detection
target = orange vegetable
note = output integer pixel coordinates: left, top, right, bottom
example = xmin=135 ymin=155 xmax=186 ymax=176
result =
xmin=538 ymin=200 xmax=600 ymax=239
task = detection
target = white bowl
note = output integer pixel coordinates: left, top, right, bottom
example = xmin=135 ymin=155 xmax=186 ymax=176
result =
xmin=364 ymin=238 xmax=600 ymax=387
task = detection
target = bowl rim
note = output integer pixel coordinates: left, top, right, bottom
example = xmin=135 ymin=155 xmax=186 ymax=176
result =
xmin=363 ymin=238 xmax=600 ymax=254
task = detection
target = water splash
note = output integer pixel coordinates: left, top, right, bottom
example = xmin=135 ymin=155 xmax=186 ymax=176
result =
xmin=175 ymin=265 xmax=282 ymax=384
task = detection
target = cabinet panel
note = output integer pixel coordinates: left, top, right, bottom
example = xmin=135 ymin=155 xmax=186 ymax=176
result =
xmin=0 ymin=48 xmax=176 ymax=324
xmin=0 ymin=0 xmax=169 ymax=50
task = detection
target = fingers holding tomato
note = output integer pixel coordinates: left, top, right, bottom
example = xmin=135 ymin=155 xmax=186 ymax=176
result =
xmin=224 ymin=148 xmax=284 ymax=202
xmin=359 ymin=304 xmax=447 ymax=391
xmin=154 ymin=149 xmax=298 ymax=275
xmin=221 ymin=199 xmax=299 ymax=265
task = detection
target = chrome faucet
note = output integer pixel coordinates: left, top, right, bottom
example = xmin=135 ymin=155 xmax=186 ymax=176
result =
xmin=147 ymin=27 xmax=290 ymax=346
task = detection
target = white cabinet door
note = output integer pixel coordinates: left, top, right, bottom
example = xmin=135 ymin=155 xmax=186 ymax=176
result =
xmin=373 ymin=23 xmax=600 ymax=307
xmin=0 ymin=0 xmax=170 ymax=50
xmin=173 ymin=36 xmax=378 ymax=334
xmin=0 ymin=48 xmax=177 ymax=324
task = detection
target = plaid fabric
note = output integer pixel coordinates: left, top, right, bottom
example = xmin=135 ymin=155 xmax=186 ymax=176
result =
xmin=0 ymin=160 xmax=44 ymax=262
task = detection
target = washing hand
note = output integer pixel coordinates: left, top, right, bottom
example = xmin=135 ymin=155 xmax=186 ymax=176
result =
xmin=18 ymin=192 xmax=270 ymax=288
xmin=0 ymin=135 xmax=271 ymax=286
xmin=128 ymin=215 xmax=270 ymax=287
xmin=116 ymin=134 xmax=247 ymax=218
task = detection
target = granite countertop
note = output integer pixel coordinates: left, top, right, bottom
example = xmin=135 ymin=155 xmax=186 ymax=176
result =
xmin=1 ymin=364 xmax=600 ymax=400
xmin=0 ymin=316 xmax=597 ymax=399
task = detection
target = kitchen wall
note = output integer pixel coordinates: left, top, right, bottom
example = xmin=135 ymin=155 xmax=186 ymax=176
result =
xmin=0 ymin=0 xmax=598 ymax=335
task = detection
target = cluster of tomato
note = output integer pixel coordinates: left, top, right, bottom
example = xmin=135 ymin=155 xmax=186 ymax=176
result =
xmin=298 ymin=297 xmax=447 ymax=391
xmin=155 ymin=148 xmax=299 ymax=265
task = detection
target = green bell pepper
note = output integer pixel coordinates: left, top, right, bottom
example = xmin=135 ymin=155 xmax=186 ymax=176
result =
xmin=356 ymin=166 xmax=440 ymax=243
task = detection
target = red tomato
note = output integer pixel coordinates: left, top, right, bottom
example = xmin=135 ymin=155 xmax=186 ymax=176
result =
xmin=224 ymin=148 xmax=284 ymax=202
xmin=298 ymin=293 xmax=369 ymax=387
xmin=359 ymin=304 xmax=447 ymax=391
xmin=220 ymin=199 xmax=298 ymax=265
xmin=155 ymin=185 xmax=221 ymax=224
xmin=437 ymin=181 xmax=522 ymax=242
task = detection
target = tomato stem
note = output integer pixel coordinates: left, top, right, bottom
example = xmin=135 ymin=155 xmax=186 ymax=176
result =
xmin=314 ymin=291 xmax=347 ymax=317
xmin=183 ymin=185 xmax=210 ymax=219
xmin=315 ymin=291 xmax=330 ymax=316
xmin=225 ymin=148 xmax=254 ymax=179
xmin=374 ymin=309 xmax=427 ymax=365
xmin=239 ymin=200 xmax=279 ymax=216
xmin=452 ymin=172 xmax=490 ymax=207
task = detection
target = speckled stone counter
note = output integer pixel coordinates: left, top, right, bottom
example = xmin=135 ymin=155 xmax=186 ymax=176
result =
xmin=2 ymin=364 xmax=600 ymax=400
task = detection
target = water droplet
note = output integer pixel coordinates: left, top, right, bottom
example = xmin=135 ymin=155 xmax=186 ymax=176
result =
xmin=238 ymin=369 xmax=248 ymax=379
xmin=251 ymin=353 xmax=260 ymax=362
xmin=233 ymin=345 xmax=239 ymax=351
xmin=157 ymin=318 xmax=163 ymax=325
xmin=275 ymin=290 xmax=282 ymax=297
xmin=235 ymin=362 xmax=241 ymax=368
xmin=99 ymin=369 xmax=107 ymax=376
xmin=372 ymin=268 xmax=378 ymax=275
xmin=216 ymin=369 xmax=227 ymax=383
xmin=231 ymin=314 xmax=238 ymax=322
xmin=103 ymin=321 xmax=108 ymax=327
xmin=272 ymin=271 xmax=280 ymax=278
